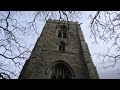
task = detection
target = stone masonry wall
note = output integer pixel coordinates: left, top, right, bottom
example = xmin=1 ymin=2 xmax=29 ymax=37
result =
xmin=19 ymin=19 xmax=99 ymax=79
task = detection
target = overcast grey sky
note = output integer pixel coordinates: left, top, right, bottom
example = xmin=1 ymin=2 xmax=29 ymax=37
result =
xmin=0 ymin=11 xmax=120 ymax=79
xmin=80 ymin=11 xmax=120 ymax=79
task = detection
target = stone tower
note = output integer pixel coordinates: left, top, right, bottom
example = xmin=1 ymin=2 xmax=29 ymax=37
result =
xmin=19 ymin=19 xmax=99 ymax=79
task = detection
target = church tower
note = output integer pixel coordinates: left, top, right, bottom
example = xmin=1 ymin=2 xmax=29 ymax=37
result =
xmin=19 ymin=19 xmax=99 ymax=79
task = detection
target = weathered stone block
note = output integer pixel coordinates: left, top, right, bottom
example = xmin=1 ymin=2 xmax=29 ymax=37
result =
xmin=78 ymin=28 xmax=85 ymax=41
xmin=87 ymin=63 xmax=95 ymax=74
xmin=83 ymin=52 xmax=91 ymax=63
xmin=81 ymin=41 xmax=88 ymax=52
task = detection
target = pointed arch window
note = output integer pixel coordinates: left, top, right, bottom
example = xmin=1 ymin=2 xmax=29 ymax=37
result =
xmin=50 ymin=61 xmax=74 ymax=79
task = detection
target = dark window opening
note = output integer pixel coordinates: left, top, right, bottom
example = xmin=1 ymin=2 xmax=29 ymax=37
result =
xmin=63 ymin=29 xmax=67 ymax=38
xmin=58 ymin=30 xmax=62 ymax=38
xmin=58 ymin=25 xmax=67 ymax=38
xmin=51 ymin=74 xmax=56 ymax=79
xmin=59 ymin=41 xmax=65 ymax=52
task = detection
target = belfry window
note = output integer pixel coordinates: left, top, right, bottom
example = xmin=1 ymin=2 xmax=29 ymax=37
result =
xmin=59 ymin=41 xmax=65 ymax=52
xmin=58 ymin=25 xmax=67 ymax=38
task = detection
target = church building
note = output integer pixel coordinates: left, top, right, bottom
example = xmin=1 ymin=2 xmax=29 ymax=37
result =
xmin=19 ymin=19 xmax=99 ymax=79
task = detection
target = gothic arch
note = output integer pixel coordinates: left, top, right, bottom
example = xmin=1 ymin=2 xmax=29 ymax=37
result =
xmin=47 ymin=60 xmax=75 ymax=79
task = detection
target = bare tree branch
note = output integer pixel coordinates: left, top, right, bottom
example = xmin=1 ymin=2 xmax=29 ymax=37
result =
xmin=90 ymin=11 xmax=120 ymax=68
